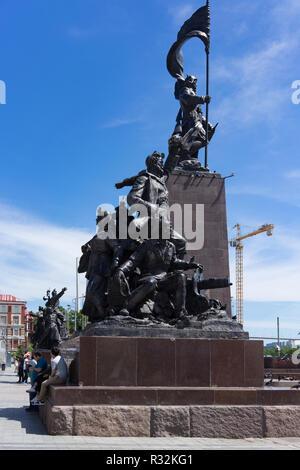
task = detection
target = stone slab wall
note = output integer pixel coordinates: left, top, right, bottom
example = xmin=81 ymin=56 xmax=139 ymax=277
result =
xmin=40 ymin=403 xmax=300 ymax=438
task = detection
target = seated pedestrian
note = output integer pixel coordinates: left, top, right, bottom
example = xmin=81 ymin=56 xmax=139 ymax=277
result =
xmin=31 ymin=347 xmax=68 ymax=406
xmin=25 ymin=351 xmax=49 ymax=411
xmin=26 ymin=351 xmax=48 ymax=391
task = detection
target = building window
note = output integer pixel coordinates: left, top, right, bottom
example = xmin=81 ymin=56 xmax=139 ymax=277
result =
xmin=13 ymin=329 xmax=18 ymax=337
xmin=12 ymin=316 xmax=19 ymax=325
xmin=11 ymin=305 xmax=21 ymax=314
xmin=0 ymin=316 xmax=6 ymax=325
xmin=0 ymin=305 xmax=8 ymax=313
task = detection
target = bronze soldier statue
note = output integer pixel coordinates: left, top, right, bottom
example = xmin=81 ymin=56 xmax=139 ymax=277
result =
xmin=78 ymin=209 xmax=115 ymax=322
xmin=172 ymin=75 xmax=217 ymax=166
xmin=114 ymin=230 xmax=202 ymax=322
xmin=115 ymin=136 xmax=186 ymax=257
xmin=31 ymin=288 xmax=67 ymax=349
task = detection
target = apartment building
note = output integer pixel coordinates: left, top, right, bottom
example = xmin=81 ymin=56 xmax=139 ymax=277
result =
xmin=0 ymin=294 xmax=32 ymax=353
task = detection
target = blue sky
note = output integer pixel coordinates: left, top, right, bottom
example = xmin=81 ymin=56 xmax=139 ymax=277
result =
xmin=0 ymin=0 xmax=300 ymax=341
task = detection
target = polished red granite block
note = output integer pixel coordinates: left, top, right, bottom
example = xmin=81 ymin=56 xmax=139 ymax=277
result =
xmin=79 ymin=337 xmax=264 ymax=388
xmin=245 ymin=340 xmax=264 ymax=387
xmin=48 ymin=385 xmax=300 ymax=407
xmin=157 ymin=388 xmax=214 ymax=405
xmin=96 ymin=337 xmax=137 ymax=386
xmin=78 ymin=337 xmax=97 ymax=386
xmin=256 ymin=389 xmax=274 ymax=406
xmin=214 ymin=389 xmax=257 ymax=405
xmin=175 ymin=339 xmax=210 ymax=387
xmin=269 ymin=390 xmax=300 ymax=405
xmin=50 ymin=386 xmax=157 ymax=406
xmin=137 ymin=338 xmax=176 ymax=386
xmin=211 ymin=340 xmax=245 ymax=387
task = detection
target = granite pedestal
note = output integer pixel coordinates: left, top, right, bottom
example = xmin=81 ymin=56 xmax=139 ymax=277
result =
xmin=167 ymin=170 xmax=231 ymax=313
xmin=39 ymin=334 xmax=300 ymax=437
xmin=78 ymin=336 xmax=263 ymax=388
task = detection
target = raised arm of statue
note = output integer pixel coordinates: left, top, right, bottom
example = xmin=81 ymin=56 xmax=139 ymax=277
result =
xmin=31 ymin=311 xmax=42 ymax=319
xmin=164 ymin=135 xmax=182 ymax=174
xmin=50 ymin=287 xmax=67 ymax=307
xmin=115 ymin=170 xmax=147 ymax=190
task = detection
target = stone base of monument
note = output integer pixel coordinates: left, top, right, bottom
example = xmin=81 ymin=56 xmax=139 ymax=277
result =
xmin=80 ymin=316 xmax=248 ymax=339
xmin=32 ymin=335 xmax=298 ymax=437
xmin=39 ymin=401 xmax=300 ymax=438
xmin=38 ymin=335 xmax=300 ymax=437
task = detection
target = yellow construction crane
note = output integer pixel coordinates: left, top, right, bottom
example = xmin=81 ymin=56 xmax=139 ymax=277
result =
xmin=229 ymin=223 xmax=274 ymax=324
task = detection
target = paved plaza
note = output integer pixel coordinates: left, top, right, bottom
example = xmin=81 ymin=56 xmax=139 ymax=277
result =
xmin=0 ymin=367 xmax=299 ymax=450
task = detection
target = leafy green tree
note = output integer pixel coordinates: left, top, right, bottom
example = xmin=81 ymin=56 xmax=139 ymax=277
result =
xmin=59 ymin=307 xmax=87 ymax=334
xmin=264 ymin=346 xmax=298 ymax=358
xmin=16 ymin=344 xmax=25 ymax=358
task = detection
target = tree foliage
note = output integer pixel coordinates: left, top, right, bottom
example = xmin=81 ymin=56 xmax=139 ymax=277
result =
xmin=264 ymin=346 xmax=298 ymax=358
xmin=59 ymin=307 xmax=87 ymax=334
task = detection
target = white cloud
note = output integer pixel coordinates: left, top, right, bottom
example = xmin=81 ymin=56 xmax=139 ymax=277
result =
xmin=168 ymin=4 xmax=195 ymax=26
xmin=0 ymin=202 xmax=91 ymax=310
xmin=271 ymin=0 xmax=300 ymax=27
xmin=212 ymin=0 xmax=300 ymax=127
xmin=100 ymin=117 xmax=142 ymax=129
xmin=227 ymin=183 xmax=300 ymax=209
xmin=285 ymin=170 xmax=300 ymax=179
xmin=67 ymin=27 xmax=98 ymax=39
xmin=245 ymin=320 xmax=300 ymax=331
xmin=213 ymin=39 xmax=295 ymax=125
xmin=235 ymin=22 xmax=248 ymax=37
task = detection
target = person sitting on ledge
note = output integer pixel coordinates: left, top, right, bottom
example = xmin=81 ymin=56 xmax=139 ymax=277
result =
xmin=31 ymin=347 xmax=68 ymax=406
xmin=25 ymin=351 xmax=49 ymax=411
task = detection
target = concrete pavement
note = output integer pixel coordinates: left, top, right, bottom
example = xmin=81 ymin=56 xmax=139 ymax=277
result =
xmin=1 ymin=366 xmax=300 ymax=450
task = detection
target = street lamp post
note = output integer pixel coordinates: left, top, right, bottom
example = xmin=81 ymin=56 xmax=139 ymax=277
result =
xmin=277 ymin=317 xmax=281 ymax=357
xmin=75 ymin=257 xmax=80 ymax=332
xmin=72 ymin=295 xmax=86 ymax=332
xmin=66 ymin=305 xmax=71 ymax=336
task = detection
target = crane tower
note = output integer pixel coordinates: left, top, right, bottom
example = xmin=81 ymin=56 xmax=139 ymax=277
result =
xmin=229 ymin=223 xmax=274 ymax=324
